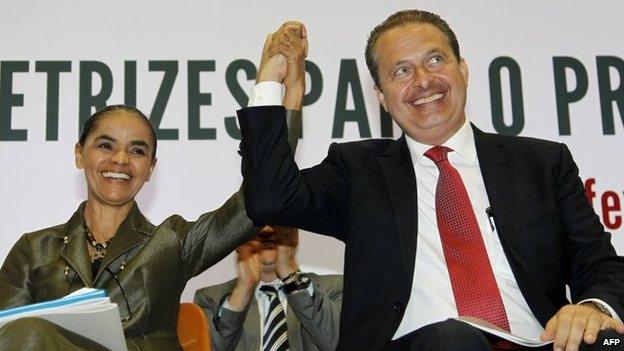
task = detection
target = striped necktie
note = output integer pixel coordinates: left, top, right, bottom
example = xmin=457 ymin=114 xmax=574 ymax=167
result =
xmin=260 ymin=285 xmax=289 ymax=351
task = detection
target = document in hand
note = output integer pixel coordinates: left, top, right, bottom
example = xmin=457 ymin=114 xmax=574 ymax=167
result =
xmin=454 ymin=316 xmax=553 ymax=348
xmin=0 ymin=288 xmax=127 ymax=351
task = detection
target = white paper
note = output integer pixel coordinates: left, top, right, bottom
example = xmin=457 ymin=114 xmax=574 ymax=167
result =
xmin=0 ymin=288 xmax=127 ymax=351
xmin=454 ymin=316 xmax=553 ymax=348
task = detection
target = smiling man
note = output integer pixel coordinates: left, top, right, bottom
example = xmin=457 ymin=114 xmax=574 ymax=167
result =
xmin=371 ymin=21 xmax=468 ymax=147
xmin=238 ymin=12 xmax=624 ymax=351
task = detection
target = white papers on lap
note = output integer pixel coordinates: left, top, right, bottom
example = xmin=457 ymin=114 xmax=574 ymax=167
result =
xmin=0 ymin=288 xmax=127 ymax=351
xmin=454 ymin=316 xmax=553 ymax=348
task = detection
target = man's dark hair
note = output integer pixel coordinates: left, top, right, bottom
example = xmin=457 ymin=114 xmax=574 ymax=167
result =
xmin=365 ymin=9 xmax=461 ymax=88
xmin=79 ymin=105 xmax=157 ymax=160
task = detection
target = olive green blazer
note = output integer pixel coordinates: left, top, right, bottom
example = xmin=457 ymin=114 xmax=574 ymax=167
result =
xmin=0 ymin=108 xmax=301 ymax=351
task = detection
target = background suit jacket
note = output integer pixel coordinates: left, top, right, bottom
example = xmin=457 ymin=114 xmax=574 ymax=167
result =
xmin=0 ymin=109 xmax=301 ymax=351
xmin=237 ymin=106 xmax=624 ymax=351
xmin=194 ymin=274 xmax=342 ymax=351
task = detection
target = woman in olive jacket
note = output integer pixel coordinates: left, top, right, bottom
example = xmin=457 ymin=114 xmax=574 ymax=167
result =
xmin=0 ymin=102 xmax=300 ymax=350
xmin=0 ymin=27 xmax=307 ymax=349
xmin=0 ymin=97 xmax=302 ymax=351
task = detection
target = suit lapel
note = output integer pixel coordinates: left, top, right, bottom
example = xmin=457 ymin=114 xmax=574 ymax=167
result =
xmin=286 ymin=303 xmax=303 ymax=349
xmin=377 ymin=135 xmax=418 ymax=280
xmin=474 ymin=126 xmax=556 ymax=325
xmin=60 ymin=203 xmax=93 ymax=287
xmin=473 ymin=126 xmax=517 ymax=241
xmin=61 ymin=225 xmax=93 ymax=287
xmin=245 ymin=296 xmax=261 ymax=350
xmin=245 ymin=288 xmax=301 ymax=350
xmin=94 ymin=203 xmax=152 ymax=281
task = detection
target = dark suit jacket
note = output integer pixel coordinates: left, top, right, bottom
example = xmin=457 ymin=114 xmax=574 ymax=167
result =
xmin=237 ymin=106 xmax=624 ymax=351
xmin=194 ymin=274 xmax=342 ymax=351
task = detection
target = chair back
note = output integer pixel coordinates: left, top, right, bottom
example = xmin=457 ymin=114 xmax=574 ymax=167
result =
xmin=177 ymin=302 xmax=211 ymax=351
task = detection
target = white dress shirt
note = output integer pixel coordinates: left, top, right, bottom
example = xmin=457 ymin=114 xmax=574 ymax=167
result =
xmin=255 ymin=280 xmax=288 ymax=338
xmin=393 ymin=119 xmax=544 ymax=340
xmin=221 ymin=278 xmax=315 ymax=351
xmin=393 ymin=118 xmax=620 ymax=340
xmin=219 ymin=280 xmax=288 ymax=351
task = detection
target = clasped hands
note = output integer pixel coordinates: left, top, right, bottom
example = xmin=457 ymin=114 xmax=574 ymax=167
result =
xmin=256 ymin=21 xmax=308 ymax=110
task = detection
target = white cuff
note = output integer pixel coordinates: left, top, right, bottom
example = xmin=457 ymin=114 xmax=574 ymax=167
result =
xmin=218 ymin=297 xmax=235 ymax=317
xmin=305 ymin=281 xmax=315 ymax=297
xmin=248 ymin=81 xmax=283 ymax=107
xmin=578 ymin=298 xmax=622 ymax=322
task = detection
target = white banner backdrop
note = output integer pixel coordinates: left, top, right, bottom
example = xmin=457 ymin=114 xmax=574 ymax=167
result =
xmin=1 ymin=1 xmax=622 ymax=301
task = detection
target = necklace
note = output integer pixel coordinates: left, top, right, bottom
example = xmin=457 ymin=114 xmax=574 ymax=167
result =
xmin=85 ymin=226 xmax=110 ymax=262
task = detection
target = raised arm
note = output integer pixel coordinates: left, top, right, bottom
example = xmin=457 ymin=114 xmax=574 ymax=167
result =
xmin=178 ymin=23 xmax=307 ymax=279
xmin=239 ymin=21 xmax=350 ymax=239
xmin=288 ymin=274 xmax=343 ymax=351
xmin=194 ymin=282 xmax=251 ymax=351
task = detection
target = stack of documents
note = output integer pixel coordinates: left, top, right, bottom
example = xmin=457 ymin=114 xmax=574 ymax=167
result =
xmin=0 ymin=288 xmax=127 ymax=351
xmin=455 ymin=316 xmax=553 ymax=348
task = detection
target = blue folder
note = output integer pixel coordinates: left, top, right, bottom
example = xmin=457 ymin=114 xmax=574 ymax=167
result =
xmin=0 ymin=289 xmax=107 ymax=319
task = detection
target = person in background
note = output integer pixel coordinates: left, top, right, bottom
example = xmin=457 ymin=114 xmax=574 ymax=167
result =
xmin=195 ymin=225 xmax=342 ymax=351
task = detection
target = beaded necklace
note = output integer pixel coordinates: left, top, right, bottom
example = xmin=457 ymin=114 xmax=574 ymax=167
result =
xmin=85 ymin=227 xmax=110 ymax=262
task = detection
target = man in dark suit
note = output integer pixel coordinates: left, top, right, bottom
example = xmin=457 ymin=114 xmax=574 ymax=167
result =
xmin=238 ymin=11 xmax=624 ymax=351
xmin=194 ymin=226 xmax=342 ymax=351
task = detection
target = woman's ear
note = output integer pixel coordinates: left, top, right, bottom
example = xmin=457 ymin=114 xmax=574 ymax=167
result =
xmin=75 ymin=143 xmax=84 ymax=169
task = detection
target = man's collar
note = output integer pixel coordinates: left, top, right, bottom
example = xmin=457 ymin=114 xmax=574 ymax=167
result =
xmin=255 ymin=279 xmax=283 ymax=297
xmin=405 ymin=118 xmax=477 ymax=165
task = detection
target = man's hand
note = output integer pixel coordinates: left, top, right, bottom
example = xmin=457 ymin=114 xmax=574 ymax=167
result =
xmin=256 ymin=32 xmax=287 ymax=84
xmin=228 ymin=242 xmax=261 ymax=311
xmin=541 ymin=303 xmax=624 ymax=351
xmin=274 ymin=226 xmax=299 ymax=279
xmin=268 ymin=21 xmax=307 ymax=108
xmin=257 ymin=21 xmax=308 ymax=110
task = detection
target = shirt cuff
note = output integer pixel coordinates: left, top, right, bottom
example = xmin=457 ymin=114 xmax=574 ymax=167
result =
xmin=305 ymin=281 xmax=315 ymax=297
xmin=219 ymin=297 xmax=235 ymax=317
xmin=248 ymin=81 xmax=283 ymax=107
xmin=578 ymin=298 xmax=622 ymax=322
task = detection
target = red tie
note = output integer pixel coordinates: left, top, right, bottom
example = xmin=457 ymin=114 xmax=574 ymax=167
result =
xmin=425 ymin=146 xmax=511 ymax=332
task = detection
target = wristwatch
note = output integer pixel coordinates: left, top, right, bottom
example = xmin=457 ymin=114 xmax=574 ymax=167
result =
xmin=281 ymin=270 xmax=311 ymax=294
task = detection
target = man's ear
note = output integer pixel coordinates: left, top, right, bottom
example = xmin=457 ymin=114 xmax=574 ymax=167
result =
xmin=375 ymin=86 xmax=388 ymax=112
xmin=74 ymin=143 xmax=84 ymax=169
